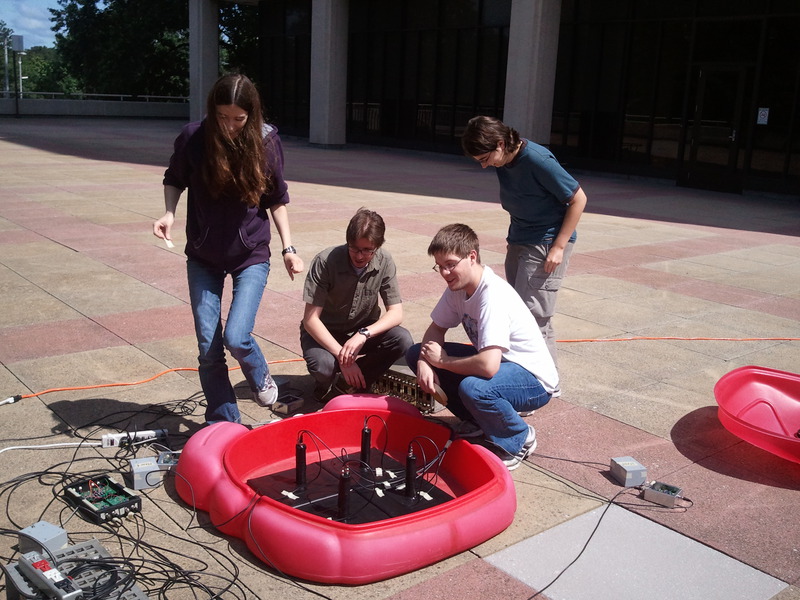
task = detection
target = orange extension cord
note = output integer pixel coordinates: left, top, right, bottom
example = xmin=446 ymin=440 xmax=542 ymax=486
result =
xmin=6 ymin=337 xmax=799 ymax=402
xmin=5 ymin=358 xmax=303 ymax=403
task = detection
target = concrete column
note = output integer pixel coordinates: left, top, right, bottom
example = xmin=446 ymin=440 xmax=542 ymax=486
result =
xmin=503 ymin=0 xmax=562 ymax=144
xmin=189 ymin=0 xmax=219 ymax=122
xmin=309 ymin=0 xmax=349 ymax=147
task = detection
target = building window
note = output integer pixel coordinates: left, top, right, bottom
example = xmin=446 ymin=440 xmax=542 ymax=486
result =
xmin=552 ymin=0 xmax=800 ymax=193
xmin=347 ymin=0 xmax=510 ymax=151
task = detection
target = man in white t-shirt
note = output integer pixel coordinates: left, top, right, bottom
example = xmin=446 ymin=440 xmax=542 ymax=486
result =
xmin=405 ymin=223 xmax=559 ymax=470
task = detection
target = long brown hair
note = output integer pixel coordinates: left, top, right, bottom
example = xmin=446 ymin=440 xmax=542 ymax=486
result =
xmin=203 ymin=74 xmax=271 ymax=207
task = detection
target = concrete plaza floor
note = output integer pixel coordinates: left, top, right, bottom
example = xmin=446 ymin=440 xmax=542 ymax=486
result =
xmin=0 ymin=117 xmax=799 ymax=599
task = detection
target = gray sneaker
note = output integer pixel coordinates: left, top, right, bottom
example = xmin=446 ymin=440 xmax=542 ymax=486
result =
xmin=502 ymin=425 xmax=537 ymax=471
xmin=253 ymin=375 xmax=278 ymax=407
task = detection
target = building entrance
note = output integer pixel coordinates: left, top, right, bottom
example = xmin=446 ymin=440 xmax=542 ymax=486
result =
xmin=678 ymin=64 xmax=748 ymax=193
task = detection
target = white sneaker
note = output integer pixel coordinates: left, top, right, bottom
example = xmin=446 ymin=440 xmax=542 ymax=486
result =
xmin=253 ymin=375 xmax=278 ymax=407
xmin=502 ymin=425 xmax=537 ymax=471
xmin=452 ymin=420 xmax=483 ymax=438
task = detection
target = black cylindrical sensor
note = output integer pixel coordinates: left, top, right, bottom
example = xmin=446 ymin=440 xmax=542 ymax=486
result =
xmin=404 ymin=449 xmax=417 ymax=499
xmin=360 ymin=425 xmax=371 ymax=470
xmin=295 ymin=441 xmax=307 ymax=487
xmin=337 ymin=465 xmax=351 ymax=520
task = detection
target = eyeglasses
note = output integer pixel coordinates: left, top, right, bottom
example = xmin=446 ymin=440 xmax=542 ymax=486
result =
xmin=475 ymin=153 xmax=493 ymax=166
xmin=474 ymin=147 xmax=499 ymax=166
xmin=348 ymin=245 xmax=377 ymax=257
xmin=432 ymin=256 xmax=466 ymax=273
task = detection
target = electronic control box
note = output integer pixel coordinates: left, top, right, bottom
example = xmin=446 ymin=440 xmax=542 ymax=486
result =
xmin=643 ymin=481 xmax=683 ymax=508
xmin=63 ymin=476 xmax=141 ymax=524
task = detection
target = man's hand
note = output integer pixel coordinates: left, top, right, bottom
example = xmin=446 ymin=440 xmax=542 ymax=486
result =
xmin=415 ymin=360 xmax=440 ymax=396
xmin=338 ymin=335 xmax=366 ymax=368
xmin=339 ymin=362 xmax=366 ymax=390
xmin=420 ymin=341 xmax=447 ymax=368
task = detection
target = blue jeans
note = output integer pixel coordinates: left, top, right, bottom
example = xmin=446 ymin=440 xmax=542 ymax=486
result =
xmin=405 ymin=343 xmax=551 ymax=455
xmin=187 ymin=259 xmax=271 ymax=424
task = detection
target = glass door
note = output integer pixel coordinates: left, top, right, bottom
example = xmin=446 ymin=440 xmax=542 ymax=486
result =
xmin=678 ymin=65 xmax=747 ymax=193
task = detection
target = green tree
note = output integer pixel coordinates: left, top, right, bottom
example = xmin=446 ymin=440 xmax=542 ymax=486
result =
xmin=50 ymin=0 xmax=189 ymax=96
xmin=220 ymin=2 xmax=261 ymax=79
xmin=22 ymin=46 xmax=81 ymax=96
xmin=20 ymin=47 xmax=54 ymax=95
xmin=1 ymin=20 xmax=14 ymax=97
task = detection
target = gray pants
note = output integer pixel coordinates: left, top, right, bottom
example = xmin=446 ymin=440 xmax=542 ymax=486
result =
xmin=505 ymin=241 xmax=575 ymax=367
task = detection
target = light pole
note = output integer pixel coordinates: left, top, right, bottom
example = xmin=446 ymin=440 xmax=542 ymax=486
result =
xmin=8 ymin=35 xmax=23 ymax=100
xmin=9 ymin=35 xmax=24 ymax=116
xmin=3 ymin=37 xmax=8 ymax=99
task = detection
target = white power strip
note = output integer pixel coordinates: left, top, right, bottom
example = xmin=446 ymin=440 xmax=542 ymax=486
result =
xmin=101 ymin=429 xmax=168 ymax=448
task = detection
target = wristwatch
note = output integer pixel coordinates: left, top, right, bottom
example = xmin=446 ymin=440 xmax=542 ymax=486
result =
xmin=357 ymin=327 xmax=371 ymax=339
xmin=281 ymin=246 xmax=297 ymax=256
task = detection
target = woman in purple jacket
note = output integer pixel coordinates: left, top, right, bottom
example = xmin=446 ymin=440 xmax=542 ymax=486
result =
xmin=154 ymin=74 xmax=304 ymax=424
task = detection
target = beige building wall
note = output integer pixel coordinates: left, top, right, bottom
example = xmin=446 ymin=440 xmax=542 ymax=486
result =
xmin=189 ymin=0 xmax=220 ymax=122
xmin=503 ymin=0 xmax=562 ymax=144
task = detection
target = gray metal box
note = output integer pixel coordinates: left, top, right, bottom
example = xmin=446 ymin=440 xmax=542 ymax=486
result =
xmin=129 ymin=456 xmax=166 ymax=490
xmin=644 ymin=481 xmax=683 ymax=507
xmin=610 ymin=456 xmax=647 ymax=487
xmin=18 ymin=521 xmax=67 ymax=555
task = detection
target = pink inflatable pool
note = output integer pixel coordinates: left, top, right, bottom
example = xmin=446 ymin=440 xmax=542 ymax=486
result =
xmin=714 ymin=366 xmax=800 ymax=464
xmin=174 ymin=395 xmax=516 ymax=584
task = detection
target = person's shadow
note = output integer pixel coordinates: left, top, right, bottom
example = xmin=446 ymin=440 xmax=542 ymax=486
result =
xmin=47 ymin=392 xmax=207 ymax=452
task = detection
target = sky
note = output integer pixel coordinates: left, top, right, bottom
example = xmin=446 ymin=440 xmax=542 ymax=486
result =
xmin=3 ymin=0 xmax=59 ymax=49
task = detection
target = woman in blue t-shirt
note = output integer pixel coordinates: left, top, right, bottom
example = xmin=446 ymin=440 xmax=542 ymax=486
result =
xmin=462 ymin=116 xmax=587 ymax=369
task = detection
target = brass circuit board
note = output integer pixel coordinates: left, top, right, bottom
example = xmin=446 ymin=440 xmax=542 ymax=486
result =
xmin=370 ymin=369 xmax=440 ymax=414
